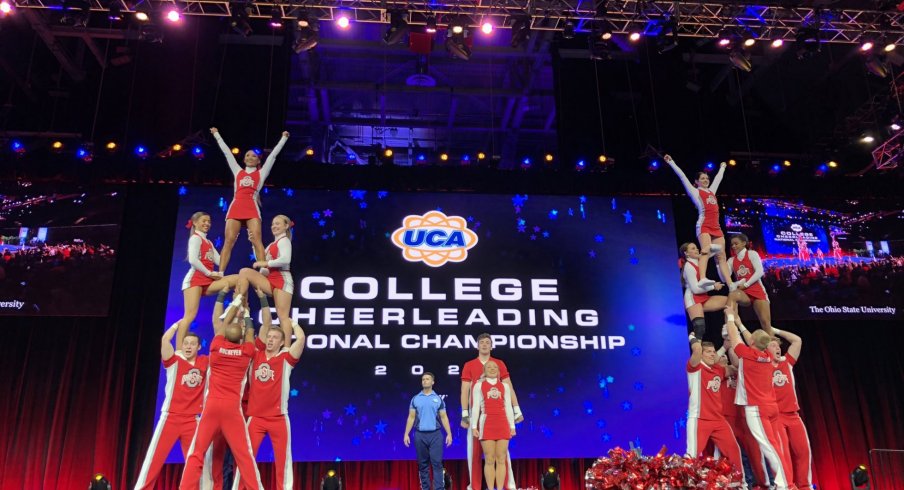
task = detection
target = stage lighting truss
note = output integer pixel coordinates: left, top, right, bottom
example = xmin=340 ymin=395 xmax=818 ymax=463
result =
xmin=10 ymin=0 xmax=904 ymax=47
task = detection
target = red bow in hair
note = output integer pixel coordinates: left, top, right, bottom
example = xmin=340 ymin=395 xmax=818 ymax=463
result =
xmin=289 ymin=220 xmax=295 ymax=228
xmin=185 ymin=219 xmax=193 ymax=229
xmin=678 ymin=258 xmax=686 ymax=269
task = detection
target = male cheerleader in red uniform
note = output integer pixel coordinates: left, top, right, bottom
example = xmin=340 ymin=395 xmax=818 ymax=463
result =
xmin=232 ymin=312 xmax=305 ymax=490
xmin=726 ymin=310 xmax=793 ymax=490
xmin=769 ymin=328 xmax=812 ymax=489
xmin=180 ymin=294 xmax=264 ymax=490
xmin=236 ymin=215 xmax=294 ymax=348
xmin=470 ymin=361 xmax=516 ymax=490
xmin=725 ymin=233 xmax=773 ymax=335
xmin=665 ymin=155 xmax=733 ymax=286
xmin=134 ymin=324 xmax=208 ymax=490
xmin=685 ymin=334 xmax=745 ymax=481
xmin=460 ymin=334 xmax=523 ymax=490
xmin=210 ymin=127 xmax=289 ymax=274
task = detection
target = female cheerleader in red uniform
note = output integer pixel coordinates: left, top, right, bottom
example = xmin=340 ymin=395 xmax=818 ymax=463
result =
xmin=726 ymin=233 xmax=773 ymax=335
xmin=176 ymin=211 xmax=239 ymax=345
xmin=680 ymin=242 xmax=727 ymax=339
xmin=470 ymin=361 xmax=516 ymax=490
xmin=234 ymin=214 xmax=294 ymax=346
xmin=665 ymin=155 xmax=732 ymax=288
xmin=210 ymin=127 xmax=289 ymax=274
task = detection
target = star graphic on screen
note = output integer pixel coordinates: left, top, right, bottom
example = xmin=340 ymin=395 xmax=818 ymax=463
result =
xmin=467 ymin=216 xmax=474 ymax=222
xmin=359 ymin=202 xmax=368 ymax=209
xmin=678 ymin=418 xmax=687 ymax=428
xmin=596 ymin=420 xmax=607 ymax=429
xmin=318 ymin=220 xmax=326 ymax=227
xmin=629 ymin=247 xmax=636 ymax=255
xmin=568 ymin=208 xmax=574 ymax=216
xmin=517 ymin=218 xmax=526 ymax=226
xmin=533 ymin=225 xmax=541 ymax=233
xmin=594 ymin=234 xmax=604 ymax=243
xmin=606 ymin=376 xmax=615 ymax=383
xmin=474 ymin=221 xmax=481 ymax=229
xmin=631 ymin=347 xmax=642 ymax=357
xmin=514 ymin=206 xmax=521 ymax=214
xmin=630 ymin=257 xmax=639 ymax=265
xmin=552 ymin=409 xmax=561 ymax=416
xmin=349 ymin=190 xmax=366 ymax=200
xmin=517 ymin=225 xmax=526 ymax=233
xmin=611 ymin=198 xmax=617 ymax=210
xmin=345 ymin=404 xmax=357 ymax=416
xmin=512 ymin=194 xmax=527 ymax=207
xmin=178 ymin=186 xmax=188 ymax=196
xmin=598 ymin=380 xmax=607 ymax=389
xmin=374 ymin=420 xmax=388 ymax=434
xmin=530 ymin=234 xmax=537 ymax=241
xmin=588 ymin=250 xmax=597 ymax=258
xmin=628 ymin=324 xmax=636 ymax=331
xmin=585 ymin=408 xmax=593 ymax=414
xmin=290 ymin=389 xmax=299 ymax=397
xmin=601 ymin=433 xmax=611 ymax=442
xmin=363 ymin=429 xmax=373 ymax=439
xmin=542 ymin=231 xmax=550 ymax=238
xmin=377 ymin=191 xmax=388 ymax=199
xmin=312 ymin=211 xmax=321 ymax=219
xmin=285 ymin=188 xmax=294 ymax=197
xmin=352 ymin=437 xmax=361 ymax=446
xmin=622 ymin=401 xmax=633 ymax=411
xmin=634 ymin=382 xmax=644 ymax=391
xmin=556 ymin=386 xmax=565 ymax=393
xmin=322 ymin=410 xmax=332 ymax=419
xmin=323 ymin=209 xmax=333 ymax=217
xmin=623 ymin=210 xmax=633 ymax=223
xmin=548 ymin=210 xmax=558 ymax=220
xmin=336 ymin=417 xmax=343 ymax=426
xmin=321 ymin=234 xmax=329 ymax=240
xmin=579 ymin=195 xmax=586 ymax=203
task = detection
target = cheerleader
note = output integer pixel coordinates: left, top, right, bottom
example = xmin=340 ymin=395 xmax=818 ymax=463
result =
xmin=470 ymin=361 xmax=516 ymax=490
xmin=176 ymin=211 xmax=239 ymax=345
xmin=726 ymin=233 xmax=773 ymax=335
xmin=234 ymin=214 xmax=294 ymax=346
xmin=680 ymin=242 xmax=728 ymax=339
xmin=665 ymin=155 xmax=733 ymax=289
xmin=210 ymin=127 xmax=289 ymax=274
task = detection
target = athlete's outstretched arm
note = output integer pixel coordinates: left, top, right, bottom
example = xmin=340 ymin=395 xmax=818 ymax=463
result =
xmin=258 ymin=131 xmax=289 ymax=182
xmin=664 ymin=154 xmax=697 ymax=200
xmin=710 ymin=161 xmax=727 ymax=194
xmin=689 ymin=334 xmax=703 ymax=367
xmin=210 ymin=127 xmax=241 ymax=175
xmin=162 ymin=323 xmax=178 ymax=361
xmin=288 ymin=323 xmax=306 ymax=359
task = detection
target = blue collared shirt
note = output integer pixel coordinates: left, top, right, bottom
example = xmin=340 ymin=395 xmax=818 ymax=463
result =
xmin=410 ymin=390 xmax=446 ymax=431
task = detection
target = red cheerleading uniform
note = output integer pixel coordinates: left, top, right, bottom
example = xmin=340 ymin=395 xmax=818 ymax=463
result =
xmin=666 ymin=158 xmax=725 ymax=238
xmin=233 ymin=338 xmax=300 ymax=490
xmin=734 ymin=343 xmax=791 ymax=489
xmin=265 ymin=234 xmax=293 ymax=295
xmin=134 ymin=352 xmax=208 ymax=490
xmin=471 ymin=378 xmax=515 ymax=441
xmin=685 ymin=361 xmax=743 ymax=476
xmin=774 ymin=354 xmax=813 ymax=490
xmin=180 ymin=336 xmax=263 ymax=490
xmin=721 ymin=369 xmax=768 ymax=486
xmin=729 ymin=249 xmax=769 ymax=302
xmin=682 ymin=259 xmax=714 ymax=308
xmin=213 ymin=132 xmax=288 ymax=222
xmin=181 ymin=231 xmax=219 ymax=292
xmin=461 ymin=356 xmax=515 ymax=490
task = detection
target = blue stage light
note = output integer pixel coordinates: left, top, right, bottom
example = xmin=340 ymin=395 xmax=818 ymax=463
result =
xmin=704 ymin=161 xmax=715 ymax=171
xmin=417 ymin=154 xmax=426 ymax=161
xmin=135 ymin=145 xmax=148 ymax=158
xmin=11 ymin=140 xmax=25 ymax=154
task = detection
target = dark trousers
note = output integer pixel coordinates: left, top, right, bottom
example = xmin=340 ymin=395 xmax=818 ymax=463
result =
xmin=415 ymin=430 xmax=444 ymax=490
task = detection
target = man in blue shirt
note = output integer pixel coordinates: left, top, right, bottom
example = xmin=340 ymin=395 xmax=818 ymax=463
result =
xmin=404 ymin=372 xmax=453 ymax=490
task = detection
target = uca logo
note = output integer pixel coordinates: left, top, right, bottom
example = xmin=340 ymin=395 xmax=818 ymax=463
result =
xmin=391 ymin=211 xmax=479 ymax=267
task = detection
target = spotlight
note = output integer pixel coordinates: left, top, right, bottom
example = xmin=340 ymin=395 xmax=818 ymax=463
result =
xmin=89 ymin=473 xmax=111 ymax=490
xmin=743 ymin=36 xmax=756 ymax=47
xmin=445 ymin=19 xmax=471 ymax=61
xmin=520 ymin=157 xmax=532 ymax=169
xmin=828 ymin=160 xmax=838 ymax=168
xmin=229 ymin=3 xmax=253 ymax=37
xmin=771 ymin=38 xmax=784 ymax=48
xmin=293 ymin=12 xmax=319 ymax=52
xmin=891 ymin=123 xmax=901 ymax=131
xmin=105 ymin=141 xmax=117 ymax=151
xmin=545 ymin=153 xmax=554 ymax=162
xmin=165 ymin=8 xmax=181 ymax=23
xmin=850 ymin=464 xmax=869 ymax=489
xmin=425 ymin=14 xmax=437 ymax=33
xmin=11 ymin=140 xmax=25 ymax=154
xmin=346 ymin=153 xmax=356 ymax=164
xmin=729 ymin=48 xmax=752 ymax=72
xmin=439 ymin=152 xmax=449 ymax=161
xmin=860 ymin=40 xmax=874 ymax=52
xmin=511 ymin=15 xmax=531 ymax=48
xmin=768 ymin=163 xmax=781 ymax=175
xmin=647 ymin=160 xmax=660 ymax=172
xmin=0 ymin=1 xmax=12 ymax=15
xmin=629 ymin=31 xmax=641 ymax=42
xmin=575 ymin=159 xmax=586 ymax=171
xmin=541 ymin=466 xmax=560 ymax=490
xmin=416 ymin=154 xmax=427 ymax=164
xmin=52 ymin=141 xmax=64 ymax=151
xmin=481 ymin=21 xmax=493 ymax=35
xmin=107 ymin=2 xmax=122 ymax=21
xmin=192 ymin=146 xmax=204 ymax=159
xmin=477 ymin=151 xmax=486 ymax=160
xmin=783 ymin=160 xmax=791 ymax=167
xmin=884 ymin=42 xmax=896 ymax=52
xmin=135 ymin=145 xmax=149 ymax=159
xmin=231 ymin=147 xmax=240 ymax=155
xmin=814 ymin=163 xmax=828 ymax=177
xmin=728 ymin=159 xmax=737 ymax=166
xmin=305 ymin=147 xmax=315 ymax=157
xmin=861 ymin=135 xmax=875 ymax=143
xmin=383 ymin=148 xmax=393 ymax=158
xmin=383 ymin=10 xmax=409 ymax=45
xmin=563 ymin=20 xmax=574 ymax=39
xmin=704 ymin=161 xmax=715 ymax=171
xmin=172 ymin=143 xmax=183 ymax=152
xmin=77 ymin=145 xmax=94 ymax=162
xmin=598 ymin=155 xmax=608 ymax=164
xmin=321 ymin=469 xmax=342 ymax=490
xmin=336 ymin=9 xmax=351 ymax=29
xmin=460 ymin=154 xmax=471 ymax=165
xmin=135 ymin=11 xmax=149 ymax=22
xmin=451 ymin=24 xmax=463 ymax=35
xmin=269 ymin=7 xmax=283 ymax=28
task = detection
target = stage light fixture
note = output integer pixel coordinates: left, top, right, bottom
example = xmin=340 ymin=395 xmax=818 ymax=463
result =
xmin=192 ymin=146 xmax=204 ymax=159
xmin=11 ymin=140 xmax=25 ymax=154
xmin=105 ymin=141 xmax=117 ymax=151
xmin=575 ymin=159 xmax=586 ymax=171
xmin=704 ymin=161 xmax=715 ymax=171
xmin=481 ymin=21 xmax=493 ymax=35
xmin=383 ymin=148 xmax=393 ymax=158
xmin=269 ymin=7 xmax=283 ymax=28
xmin=135 ymin=10 xmax=149 ymax=22
xmin=89 ymin=473 xmax=111 ymax=490
xmin=743 ymin=35 xmax=756 ymax=47
xmin=61 ymin=0 xmax=90 ymax=27
xmin=589 ymin=22 xmax=614 ymax=60
xmin=336 ymin=9 xmax=351 ymax=29
xmin=172 ymin=143 xmax=183 ymax=152
xmin=229 ymin=2 xmax=253 ymax=37
xmin=768 ymin=163 xmax=781 ymax=175
xmin=728 ymin=159 xmax=737 ymax=166
xmin=629 ymin=31 xmax=641 ymax=42
xmin=440 ymin=152 xmax=449 ymax=161
xmin=322 ymin=469 xmax=342 ymax=490
xmin=729 ymin=48 xmax=752 ymax=72
xmin=460 ymin=154 xmax=471 ymax=165
xmin=795 ymin=25 xmax=820 ymax=59
xmin=647 ymin=160 xmax=660 ymax=172
xmin=884 ymin=42 xmax=896 ymax=52
xmin=0 ymin=1 xmax=12 ymax=15
xmin=107 ymin=2 xmax=122 ymax=21
xmin=135 ymin=145 xmax=149 ymax=159
xmin=828 ymin=160 xmax=838 ymax=168
xmin=52 ymin=140 xmax=64 ymax=150
xmin=139 ymin=24 xmax=164 ymax=42
xmin=416 ymin=154 xmax=427 ymax=164
xmin=598 ymin=155 xmax=608 ymax=164
xmin=860 ymin=38 xmax=874 ymax=52
xmin=851 ymin=464 xmax=869 ymax=489
xmin=383 ymin=10 xmax=409 ymax=45
xmin=541 ymin=466 xmax=560 ymax=490
xmin=425 ymin=14 xmax=437 ymax=33
xmin=545 ymin=153 xmax=554 ymax=162
xmin=783 ymin=160 xmax=792 ymax=167
xmin=771 ymin=38 xmax=783 ymax=48
xmin=231 ymin=147 xmax=240 ymax=154
xmin=655 ymin=16 xmax=679 ymax=53
xmin=718 ymin=37 xmax=731 ymax=47
xmin=814 ymin=163 xmax=828 ymax=177
xmin=445 ymin=19 xmax=470 ymax=61
xmin=511 ymin=15 xmax=531 ymax=48
xmin=305 ymin=147 xmax=315 ymax=157
xmin=293 ymin=11 xmax=319 ymax=52
xmin=891 ymin=123 xmax=901 ymax=131
xmin=520 ymin=157 xmax=532 ymax=169
xmin=477 ymin=151 xmax=486 ymax=160
xmin=563 ymin=20 xmax=574 ymax=39
xmin=165 ymin=8 xmax=181 ymax=23
xmin=77 ymin=145 xmax=94 ymax=162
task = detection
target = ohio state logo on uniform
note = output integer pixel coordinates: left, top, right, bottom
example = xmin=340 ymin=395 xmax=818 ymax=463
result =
xmin=181 ymin=368 xmax=203 ymax=388
xmin=255 ymin=363 xmax=275 ymax=382
xmin=487 ymin=386 xmax=501 ymax=399
xmin=706 ymin=375 xmax=722 ymax=392
xmin=772 ymin=370 xmax=789 ymax=387
xmin=705 ymin=195 xmax=717 ymax=205
xmin=204 ymin=249 xmax=215 ymax=261
xmin=239 ymin=175 xmax=254 ymax=187
xmin=737 ymin=264 xmax=750 ymax=277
